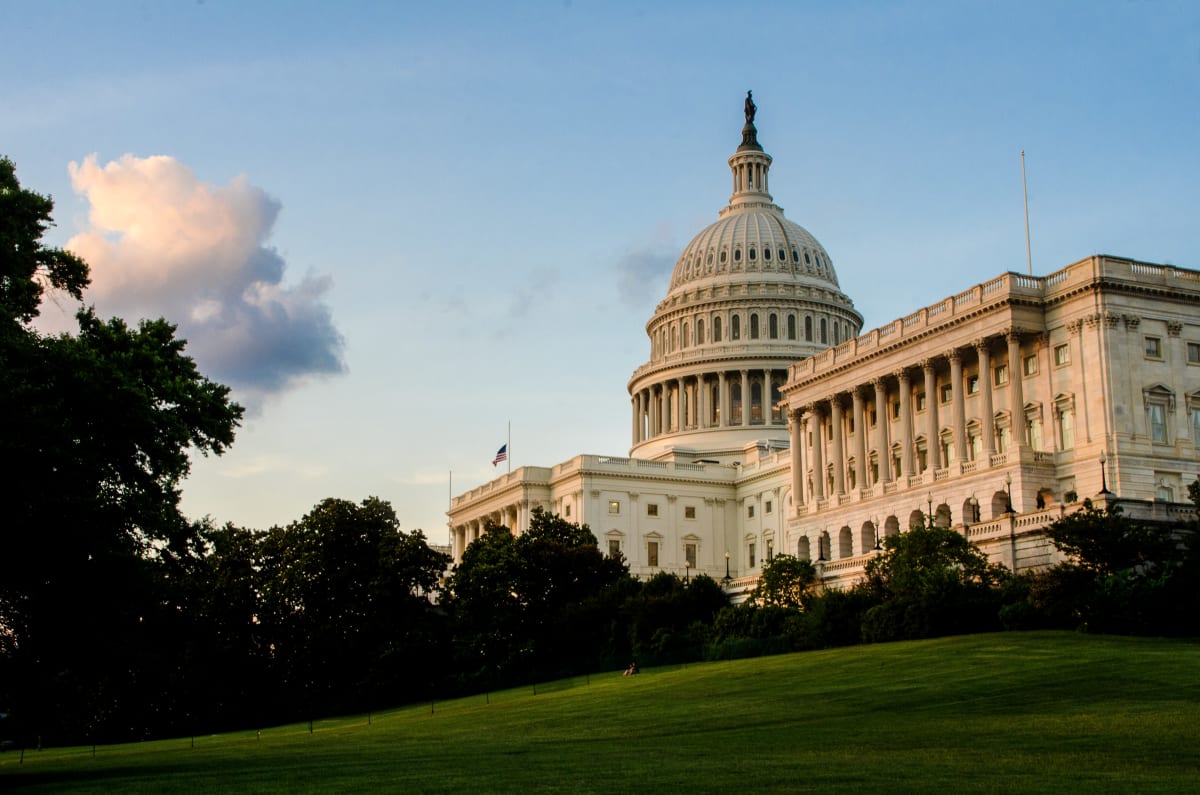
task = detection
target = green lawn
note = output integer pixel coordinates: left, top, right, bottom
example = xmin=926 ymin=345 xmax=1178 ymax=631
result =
xmin=3 ymin=632 xmax=1199 ymax=792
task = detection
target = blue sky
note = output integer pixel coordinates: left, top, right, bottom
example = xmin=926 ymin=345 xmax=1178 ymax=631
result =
xmin=4 ymin=1 xmax=1198 ymax=540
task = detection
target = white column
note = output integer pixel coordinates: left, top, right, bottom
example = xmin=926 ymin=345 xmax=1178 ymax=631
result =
xmin=977 ymin=340 xmax=995 ymax=455
xmin=790 ymin=409 xmax=804 ymax=510
xmin=811 ymin=406 xmax=826 ymax=500
xmin=718 ymin=372 xmax=727 ymax=427
xmin=897 ymin=370 xmax=912 ymax=480
xmin=874 ymin=378 xmax=891 ymax=485
xmin=923 ymin=359 xmax=940 ymax=471
xmin=950 ymin=348 xmax=967 ymax=464
xmin=852 ymin=387 xmax=867 ymax=490
xmin=675 ymin=378 xmax=684 ymax=432
xmin=1008 ymin=330 xmax=1025 ymax=448
xmin=763 ymin=368 xmax=772 ymax=424
xmin=830 ymin=397 xmax=845 ymax=496
xmin=740 ymin=370 xmax=750 ymax=427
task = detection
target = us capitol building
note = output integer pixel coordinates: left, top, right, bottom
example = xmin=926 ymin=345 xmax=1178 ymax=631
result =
xmin=449 ymin=95 xmax=1200 ymax=594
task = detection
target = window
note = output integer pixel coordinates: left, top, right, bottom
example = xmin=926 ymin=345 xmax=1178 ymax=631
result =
xmin=1189 ymin=342 xmax=1200 ymax=364
xmin=968 ymin=427 xmax=982 ymax=461
xmin=967 ymin=374 xmax=980 ymax=394
xmin=1145 ymin=336 xmax=1163 ymax=358
xmin=684 ymin=505 xmax=696 ymax=519
xmin=939 ymin=383 xmax=953 ymax=403
xmin=1156 ymin=484 xmax=1175 ymax=502
xmin=748 ymin=246 xmax=756 ymax=261
xmin=788 ymin=315 xmax=797 ymax=340
xmin=1023 ymin=354 xmax=1038 ymax=376
xmin=805 ymin=316 xmax=813 ymax=341
xmin=1192 ymin=402 xmax=1200 ymax=446
xmin=1025 ymin=407 xmax=1044 ymax=451
xmin=608 ymin=500 xmax=620 ymax=515
xmin=994 ymin=364 xmax=1009 ymax=386
xmin=684 ymin=542 xmax=697 ymax=568
xmin=1054 ymin=344 xmax=1070 ymax=366
xmin=747 ymin=504 xmax=755 ymax=519
xmin=731 ymin=315 xmax=741 ymax=340
xmin=647 ymin=541 xmax=659 ymax=567
xmin=750 ymin=314 xmax=759 ymax=339
xmin=1149 ymin=403 xmax=1167 ymax=443
xmin=820 ymin=318 xmax=828 ymax=344
xmin=608 ymin=539 xmax=621 ymax=558
xmin=916 ymin=392 xmax=927 ymax=412
xmin=564 ymin=504 xmax=571 ymax=517
xmin=713 ymin=316 xmax=722 ymax=342
xmin=748 ymin=542 xmax=756 ymax=568
xmin=719 ymin=250 xmax=727 ymax=264
xmin=996 ymin=421 xmax=1011 ymax=454
xmin=1057 ymin=406 xmax=1075 ymax=450
xmin=765 ymin=500 xmax=773 ymax=514
xmin=647 ymin=503 xmax=658 ymax=517
xmin=733 ymin=248 xmax=742 ymax=262
xmin=892 ymin=401 xmax=901 ymax=419
xmin=696 ymin=318 xmax=705 ymax=344
xmin=769 ymin=313 xmax=778 ymax=339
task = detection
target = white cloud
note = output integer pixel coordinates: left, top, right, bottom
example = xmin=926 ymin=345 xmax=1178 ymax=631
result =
xmin=62 ymin=154 xmax=345 ymax=402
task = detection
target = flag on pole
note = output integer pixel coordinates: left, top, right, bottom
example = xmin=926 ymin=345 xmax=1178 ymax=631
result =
xmin=492 ymin=444 xmax=508 ymax=467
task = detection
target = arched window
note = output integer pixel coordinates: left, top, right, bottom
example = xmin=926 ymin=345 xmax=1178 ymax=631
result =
xmin=731 ymin=382 xmax=743 ymax=424
xmin=734 ymin=248 xmax=742 ymax=263
xmin=833 ymin=324 xmax=840 ymax=345
xmin=751 ymin=381 xmax=762 ymax=423
xmin=787 ymin=314 xmax=796 ymax=340
xmin=713 ymin=316 xmax=723 ymax=342
xmin=820 ymin=318 xmax=828 ymax=344
xmin=750 ymin=314 xmax=759 ymax=339
xmin=682 ymin=321 xmax=689 ymax=348
xmin=769 ymin=313 xmax=778 ymax=339
xmin=696 ymin=317 xmax=705 ymax=345
xmin=731 ymin=314 xmax=741 ymax=340
xmin=805 ymin=316 xmax=813 ymax=341
xmin=763 ymin=247 xmax=771 ymax=261
xmin=671 ymin=325 xmax=677 ymax=352
xmin=748 ymin=246 xmax=757 ymax=261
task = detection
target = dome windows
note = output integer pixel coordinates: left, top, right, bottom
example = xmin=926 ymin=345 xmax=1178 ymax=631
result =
xmin=734 ymin=248 xmax=742 ymax=263
xmin=719 ymin=250 xmax=727 ymax=264
xmin=763 ymin=247 xmax=771 ymax=261
xmin=769 ymin=313 xmax=779 ymax=339
xmin=748 ymin=246 xmax=757 ymax=262
xmin=779 ymin=248 xmax=786 ymax=262
xmin=696 ymin=317 xmax=705 ymax=344
xmin=792 ymin=249 xmax=800 ymax=263
xmin=750 ymin=313 xmax=760 ymax=339
xmin=804 ymin=251 xmax=811 ymax=265
xmin=731 ymin=314 xmax=741 ymax=340
xmin=713 ymin=316 xmax=723 ymax=342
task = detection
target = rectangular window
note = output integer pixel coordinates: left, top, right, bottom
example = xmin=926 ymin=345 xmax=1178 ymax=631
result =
xmin=1058 ymin=408 xmax=1075 ymax=450
xmin=994 ymin=364 xmax=1009 ymax=386
xmin=1023 ymin=354 xmax=1038 ymax=376
xmin=967 ymin=374 xmax=980 ymax=394
xmin=608 ymin=500 xmax=620 ymax=515
xmin=684 ymin=542 xmax=697 ymax=569
xmin=1054 ymin=344 xmax=1070 ymax=366
xmin=647 ymin=541 xmax=659 ymax=567
xmin=1156 ymin=485 xmax=1175 ymax=502
xmin=1189 ymin=342 xmax=1200 ymax=364
xmin=684 ymin=505 xmax=696 ymax=519
xmin=608 ymin=539 xmax=621 ymax=558
xmin=997 ymin=424 xmax=1011 ymax=454
xmin=647 ymin=503 xmax=658 ymax=517
xmin=916 ymin=392 xmax=927 ymax=412
xmin=939 ymin=383 xmax=953 ymax=403
xmin=1026 ymin=414 xmax=1044 ymax=451
xmin=765 ymin=500 xmax=773 ymax=514
xmin=892 ymin=401 xmax=901 ymax=419
xmin=1145 ymin=336 xmax=1163 ymax=358
xmin=1149 ymin=403 xmax=1167 ymax=443
xmin=748 ymin=542 xmax=756 ymax=568
xmin=1192 ymin=406 xmax=1200 ymax=446
xmin=564 ymin=504 xmax=571 ymax=517
xmin=747 ymin=504 xmax=755 ymax=519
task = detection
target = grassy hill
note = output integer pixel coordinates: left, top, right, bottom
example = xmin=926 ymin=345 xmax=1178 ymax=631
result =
xmin=3 ymin=631 xmax=1199 ymax=792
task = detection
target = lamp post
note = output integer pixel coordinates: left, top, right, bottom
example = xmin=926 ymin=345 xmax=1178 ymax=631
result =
xmin=873 ymin=516 xmax=883 ymax=551
xmin=684 ymin=560 xmax=691 ymax=583
xmin=723 ymin=551 xmax=731 ymax=586
xmin=926 ymin=492 xmax=934 ymax=528
xmin=969 ymin=495 xmax=979 ymax=525
xmin=1099 ymin=452 xmax=1112 ymax=495
xmin=817 ymin=530 xmax=827 ymax=562
xmin=1005 ymin=471 xmax=1014 ymax=513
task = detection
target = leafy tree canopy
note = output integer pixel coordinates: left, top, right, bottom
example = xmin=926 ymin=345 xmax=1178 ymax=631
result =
xmin=752 ymin=553 xmax=818 ymax=609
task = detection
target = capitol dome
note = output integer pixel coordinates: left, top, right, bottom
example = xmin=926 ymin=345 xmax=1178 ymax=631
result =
xmin=628 ymin=93 xmax=862 ymax=461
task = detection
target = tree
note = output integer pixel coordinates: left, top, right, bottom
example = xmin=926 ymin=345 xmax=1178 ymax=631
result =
xmin=858 ymin=526 xmax=1009 ymax=642
xmin=752 ymin=554 xmax=818 ymax=609
xmin=0 ymin=155 xmax=244 ymax=744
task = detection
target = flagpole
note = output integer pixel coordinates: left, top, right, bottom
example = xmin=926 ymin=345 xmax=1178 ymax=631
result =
xmin=507 ymin=420 xmax=511 ymax=474
xmin=1021 ymin=150 xmax=1032 ymax=276
xmin=447 ymin=469 xmax=453 ymax=548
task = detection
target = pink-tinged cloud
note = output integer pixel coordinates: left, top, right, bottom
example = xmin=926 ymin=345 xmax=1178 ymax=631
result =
xmin=65 ymin=154 xmax=345 ymax=401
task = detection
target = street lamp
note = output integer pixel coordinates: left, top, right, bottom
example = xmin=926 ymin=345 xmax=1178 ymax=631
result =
xmin=684 ymin=560 xmax=691 ymax=583
xmin=723 ymin=551 xmax=731 ymax=586
xmin=1005 ymin=471 xmax=1014 ymax=513
xmin=926 ymin=492 xmax=934 ymax=528
xmin=873 ymin=516 xmax=883 ymax=551
xmin=969 ymin=495 xmax=979 ymax=524
xmin=1099 ymin=452 xmax=1112 ymax=495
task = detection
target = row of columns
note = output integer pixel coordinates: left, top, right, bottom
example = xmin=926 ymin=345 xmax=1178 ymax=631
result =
xmin=789 ymin=331 xmax=1027 ymax=509
xmin=632 ymin=368 xmax=786 ymax=443
xmin=450 ymin=501 xmax=527 ymax=562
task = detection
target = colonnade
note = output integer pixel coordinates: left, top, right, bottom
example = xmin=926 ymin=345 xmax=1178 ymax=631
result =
xmin=631 ymin=367 xmax=787 ymax=444
xmin=449 ymin=500 xmax=527 ymax=562
xmin=788 ymin=331 xmax=1029 ymax=510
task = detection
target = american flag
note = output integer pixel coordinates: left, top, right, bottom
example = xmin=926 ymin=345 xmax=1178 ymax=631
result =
xmin=492 ymin=444 xmax=508 ymax=466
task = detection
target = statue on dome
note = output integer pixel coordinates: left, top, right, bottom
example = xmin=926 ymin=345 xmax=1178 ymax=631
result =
xmin=744 ymin=90 xmax=756 ymax=124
